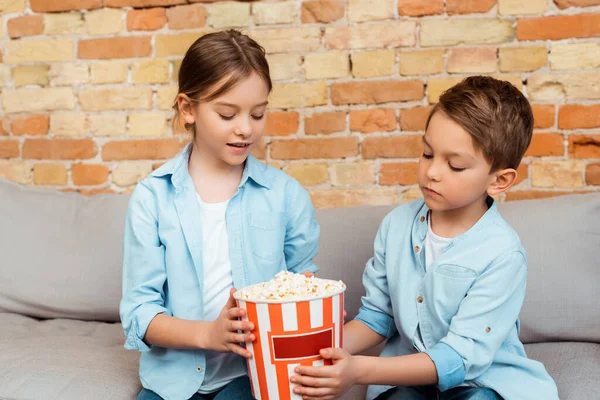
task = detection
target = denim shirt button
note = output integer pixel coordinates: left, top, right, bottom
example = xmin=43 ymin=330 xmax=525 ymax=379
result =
xmin=420 ymin=216 xmax=425 ymax=223
xmin=197 ymin=366 xmax=204 ymax=373
xmin=414 ymin=245 xmax=420 ymax=253
xmin=417 ymin=295 xmax=424 ymax=303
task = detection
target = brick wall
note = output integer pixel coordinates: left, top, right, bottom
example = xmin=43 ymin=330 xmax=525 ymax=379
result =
xmin=0 ymin=0 xmax=599 ymax=207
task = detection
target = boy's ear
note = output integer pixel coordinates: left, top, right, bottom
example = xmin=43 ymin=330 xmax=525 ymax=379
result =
xmin=176 ymin=94 xmax=196 ymax=125
xmin=487 ymin=168 xmax=518 ymax=196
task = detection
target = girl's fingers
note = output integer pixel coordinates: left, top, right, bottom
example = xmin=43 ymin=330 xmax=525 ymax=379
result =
xmin=228 ymin=343 xmax=253 ymax=359
xmin=231 ymin=320 xmax=254 ymax=332
xmin=230 ymin=332 xmax=254 ymax=343
xmin=227 ymin=307 xmax=246 ymax=319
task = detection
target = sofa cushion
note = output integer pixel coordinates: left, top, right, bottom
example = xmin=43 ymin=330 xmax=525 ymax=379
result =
xmin=498 ymin=193 xmax=600 ymax=344
xmin=0 ymin=312 xmax=140 ymax=400
xmin=0 ymin=178 xmax=129 ymax=322
xmin=525 ymin=342 xmax=600 ymax=400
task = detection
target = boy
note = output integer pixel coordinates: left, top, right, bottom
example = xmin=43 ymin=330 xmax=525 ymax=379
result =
xmin=290 ymin=77 xmax=558 ymax=400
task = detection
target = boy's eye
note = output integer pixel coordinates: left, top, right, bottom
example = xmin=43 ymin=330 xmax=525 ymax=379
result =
xmin=251 ymin=114 xmax=265 ymax=120
xmin=449 ymin=165 xmax=466 ymax=172
xmin=218 ymin=114 xmax=234 ymax=121
xmin=421 ymin=153 xmax=433 ymax=159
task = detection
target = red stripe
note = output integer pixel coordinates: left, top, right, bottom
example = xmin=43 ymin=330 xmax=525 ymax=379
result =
xmin=297 ymin=301 xmax=311 ymax=332
xmin=246 ymin=302 xmax=269 ymax=400
xmin=339 ymin=292 xmax=344 ymax=349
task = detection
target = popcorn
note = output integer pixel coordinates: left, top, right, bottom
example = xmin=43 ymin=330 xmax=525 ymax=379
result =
xmin=237 ymin=271 xmax=345 ymax=301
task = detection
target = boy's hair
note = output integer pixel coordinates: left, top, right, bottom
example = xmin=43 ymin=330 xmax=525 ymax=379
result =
xmin=426 ymin=76 xmax=533 ymax=171
xmin=173 ymin=29 xmax=272 ymax=136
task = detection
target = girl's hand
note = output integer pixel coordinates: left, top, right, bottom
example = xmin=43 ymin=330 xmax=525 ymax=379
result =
xmin=207 ymin=288 xmax=255 ymax=358
xmin=290 ymin=348 xmax=359 ymax=400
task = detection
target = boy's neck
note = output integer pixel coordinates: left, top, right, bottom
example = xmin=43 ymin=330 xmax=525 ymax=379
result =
xmin=429 ymin=194 xmax=491 ymax=238
xmin=188 ymin=141 xmax=245 ymax=203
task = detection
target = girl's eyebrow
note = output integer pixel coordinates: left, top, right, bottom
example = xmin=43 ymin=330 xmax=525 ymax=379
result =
xmin=214 ymin=101 xmax=269 ymax=109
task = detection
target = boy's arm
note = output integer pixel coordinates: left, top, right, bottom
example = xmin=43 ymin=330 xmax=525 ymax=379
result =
xmin=283 ymin=180 xmax=319 ymax=275
xmin=343 ymin=319 xmax=386 ymax=355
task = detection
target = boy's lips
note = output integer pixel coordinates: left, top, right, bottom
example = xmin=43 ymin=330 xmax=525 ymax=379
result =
xmin=422 ymin=187 xmax=441 ymax=196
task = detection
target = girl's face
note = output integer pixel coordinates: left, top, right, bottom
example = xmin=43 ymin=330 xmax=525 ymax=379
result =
xmin=180 ymin=72 xmax=270 ymax=168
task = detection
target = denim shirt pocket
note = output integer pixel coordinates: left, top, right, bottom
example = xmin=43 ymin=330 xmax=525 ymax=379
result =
xmin=435 ymin=264 xmax=478 ymax=279
xmin=248 ymin=211 xmax=285 ymax=263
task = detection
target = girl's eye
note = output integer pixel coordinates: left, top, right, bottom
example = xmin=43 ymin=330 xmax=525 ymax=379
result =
xmin=251 ymin=114 xmax=265 ymax=121
xmin=449 ymin=165 xmax=466 ymax=172
xmin=422 ymin=153 xmax=433 ymax=159
xmin=219 ymin=114 xmax=234 ymax=121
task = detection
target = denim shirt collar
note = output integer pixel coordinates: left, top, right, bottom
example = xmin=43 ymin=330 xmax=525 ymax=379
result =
xmin=413 ymin=196 xmax=498 ymax=249
xmin=150 ymin=142 xmax=271 ymax=190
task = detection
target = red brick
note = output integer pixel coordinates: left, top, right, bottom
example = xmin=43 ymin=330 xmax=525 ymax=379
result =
xmin=301 ymin=0 xmax=345 ymax=23
xmin=554 ymin=0 xmax=600 ymax=9
xmin=400 ymin=106 xmax=433 ymax=131
xmin=265 ymin=112 xmax=299 ymax=136
xmin=23 ymin=139 xmax=97 ymax=160
xmin=0 ymin=140 xmax=20 ymax=159
xmin=102 ymin=139 xmax=180 ymax=161
xmin=7 ymin=15 xmax=44 ymax=38
xmin=72 ymin=164 xmax=109 ymax=185
xmin=78 ymin=37 xmax=152 ymax=59
xmin=517 ymin=14 xmax=600 ymax=41
xmin=505 ymin=190 xmax=590 ymax=201
xmin=586 ymin=163 xmax=600 ymax=185
xmin=271 ymin=138 xmax=358 ymax=160
xmin=515 ymin=164 xmax=528 ymax=185
xmin=127 ymin=8 xmax=167 ymax=31
xmin=568 ymin=134 xmax=600 ymax=158
xmin=31 ymin=0 xmax=102 ymax=12
xmin=362 ymin=135 xmax=422 ymax=159
xmin=350 ymin=109 xmax=396 ymax=133
xmin=105 ymin=0 xmax=186 ymax=7
xmin=532 ymin=104 xmax=555 ymax=129
xmin=12 ymin=115 xmax=49 ymax=136
xmin=305 ymin=112 xmax=346 ymax=135
xmin=0 ymin=119 xmax=9 ymax=136
xmin=447 ymin=0 xmax=496 ymax=14
xmin=167 ymin=4 xmax=206 ymax=29
xmin=331 ymin=80 xmax=424 ymax=105
xmin=558 ymin=104 xmax=600 ymax=129
xmin=380 ymin=162 xmax=418 ymax=185
xmin=525 ymin=133 xmax=564 ymax=157
xmin=398 ymin=0 xmax=443 ymax=16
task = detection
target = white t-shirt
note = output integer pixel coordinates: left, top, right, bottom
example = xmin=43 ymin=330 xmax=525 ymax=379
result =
xmin=196 ymin=193 xmax=246 ymax=394
xmin=425 ymin=214 xmax=453 ymax=270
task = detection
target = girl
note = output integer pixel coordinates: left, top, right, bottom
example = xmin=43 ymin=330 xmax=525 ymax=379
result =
xmin=120 ymin=30 xmax=320 ymax=400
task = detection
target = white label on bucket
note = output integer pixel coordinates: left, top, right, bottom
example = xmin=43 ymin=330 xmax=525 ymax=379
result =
xmin=257 ymin=303 xmax=279 ymax=398
xmin=332 ymin=294 xmax=340 ymax=348
xmin=310 ymin=298 xmax=324 ymax=328
xmin=288 ymin=363 xmax=302 ymax=400
xmin=314 ymin=359 xmax=325 ymax=367
xmin=282 ymin=302 xmax=298 ymax=332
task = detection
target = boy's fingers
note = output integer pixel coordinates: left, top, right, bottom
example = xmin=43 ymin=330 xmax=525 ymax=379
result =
xmin=294 ymin=365 xmax=332 ymax=378
xmin=319 ymin=347 xmax=343 ymax=359
xmin=290 ymin=375 xmax=332 ymax=388
xmin=293 ymin=385 xmax=333 ymax=397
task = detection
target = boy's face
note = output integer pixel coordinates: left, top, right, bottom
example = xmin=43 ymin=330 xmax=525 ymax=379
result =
xmin=418 ymin=111 xmax=497 ymax=213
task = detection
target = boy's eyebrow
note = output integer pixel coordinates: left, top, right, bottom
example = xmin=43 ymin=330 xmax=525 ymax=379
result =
xmin=422 ymin=135 xmax=475 ymax=160
xmin=214 ymin=101 xmax=269 ymax=108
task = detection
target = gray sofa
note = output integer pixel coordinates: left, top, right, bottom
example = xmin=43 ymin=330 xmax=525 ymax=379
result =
xmin=1 ymin=177 xmax=598 ymax=400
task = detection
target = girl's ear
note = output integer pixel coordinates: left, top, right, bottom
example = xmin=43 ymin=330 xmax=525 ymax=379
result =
xmin=487 ymin=168 xmax=518 ymax=196
xmin=176 ymin=94 xmax=196 ymax=125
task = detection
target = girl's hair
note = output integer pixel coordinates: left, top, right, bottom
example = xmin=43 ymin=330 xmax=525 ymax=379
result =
xmin=173 ymin=29 xmax=272 ymax=136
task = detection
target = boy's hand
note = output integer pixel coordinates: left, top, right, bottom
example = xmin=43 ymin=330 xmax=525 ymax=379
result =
xmin=290 ymin=348 xmax=358 ymax=400
xmin=207 ymin=288 xmax=255 ymax=358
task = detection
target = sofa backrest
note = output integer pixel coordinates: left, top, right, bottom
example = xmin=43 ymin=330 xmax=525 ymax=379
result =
xmin=315 ymin=193 xmax=600 ymax=344
xmin=0 ymin=179 xmax=129 ymax=322
xmin=2 ymin=178 xmax=599 ymax=344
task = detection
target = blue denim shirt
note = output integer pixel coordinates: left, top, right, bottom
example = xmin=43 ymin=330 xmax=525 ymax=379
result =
xmin=356 ymin=199 xmax=559 ymax=400
xmin=120 ymin=146 xmax=319 ymax=400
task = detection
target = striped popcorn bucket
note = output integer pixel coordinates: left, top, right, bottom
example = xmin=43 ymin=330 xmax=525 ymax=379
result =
xmin=234 ymin=285 xmax=345 ymax=400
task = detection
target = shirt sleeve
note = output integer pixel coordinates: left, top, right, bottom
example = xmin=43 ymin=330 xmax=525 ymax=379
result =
xmin=119 ymin=182 xmax=171 ymax=352
xmin=283 ymin=180 xmax=320 ymax=275
xmin=354 ymin=214 xmax=397 ymax=339
xmin=425 ymin=342 xmax=466 ymax=391
xmin=431 ymin=251 xmax=528 ymax=389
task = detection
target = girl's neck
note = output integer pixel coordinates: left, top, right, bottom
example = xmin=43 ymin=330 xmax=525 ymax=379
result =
xmin=188 ymin=141 xmax=245 ymax=203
